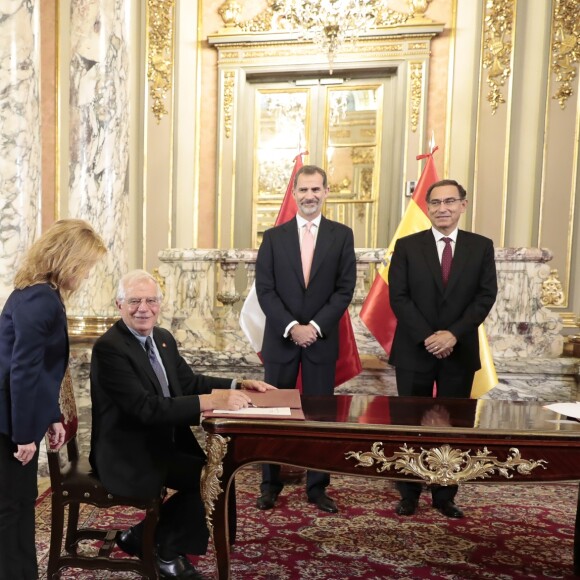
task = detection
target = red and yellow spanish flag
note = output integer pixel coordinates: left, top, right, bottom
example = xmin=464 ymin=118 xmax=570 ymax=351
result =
xmin=240 ymin=153 xmax=362 ymax=387
xmin=359 ymin=150 xmax=437 ymax=354
xmin=359 ymin=147 xmax=497 ymax=398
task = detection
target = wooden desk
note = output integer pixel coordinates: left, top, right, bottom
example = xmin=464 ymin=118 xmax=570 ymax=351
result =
xmin=201 ymin=395 xmax=580 ymax=580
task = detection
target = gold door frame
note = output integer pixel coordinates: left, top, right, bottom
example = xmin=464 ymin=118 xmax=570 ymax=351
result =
xmin=208 ymin=11 xmax=444 ymax=249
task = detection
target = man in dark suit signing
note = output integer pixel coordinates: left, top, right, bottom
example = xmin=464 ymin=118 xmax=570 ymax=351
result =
xmin=255 ymin=164 xmax=356 ymax=514
xmin=89 ymin=269 xmax=274 ymax=580
xmin=388 ymin=179 xmax=497 ymax=519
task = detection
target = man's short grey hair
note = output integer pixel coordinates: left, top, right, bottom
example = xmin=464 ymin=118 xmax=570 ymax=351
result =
xmin=116 ymin=269 xmax=163 ymax=301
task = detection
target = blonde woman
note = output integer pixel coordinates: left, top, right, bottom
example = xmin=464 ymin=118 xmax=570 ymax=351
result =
xmin=0 ymin=219 xmax=106 ymax=580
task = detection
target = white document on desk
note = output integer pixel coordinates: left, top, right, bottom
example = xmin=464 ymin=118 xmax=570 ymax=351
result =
xmin=212 ymin=407 xmax=292 ymax=416
xmin=544 ymin=402 xmax=580 ymax=420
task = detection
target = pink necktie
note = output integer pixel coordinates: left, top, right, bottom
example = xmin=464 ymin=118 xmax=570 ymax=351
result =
xmin=301 ymin=222 xmax=315 ymax=286
xmin=441 ymin=237 xmax=453 ymax=286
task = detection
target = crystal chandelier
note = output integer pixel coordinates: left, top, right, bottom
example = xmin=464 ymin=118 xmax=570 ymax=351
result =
xmin=278 ymin=0 xmax=378 ymax=73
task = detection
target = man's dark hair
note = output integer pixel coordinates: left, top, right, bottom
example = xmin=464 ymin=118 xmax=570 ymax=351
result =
xmin=294 ymin=165 xmax=328 ymax=189
xmin=426 ymin=179 xmax=467 ymax=202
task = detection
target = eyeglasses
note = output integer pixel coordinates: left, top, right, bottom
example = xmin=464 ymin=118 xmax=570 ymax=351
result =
xmin=125 ymin=297 xmax=161 ymax=308
xmin=427 ymin=197 xmax=464 ymax=207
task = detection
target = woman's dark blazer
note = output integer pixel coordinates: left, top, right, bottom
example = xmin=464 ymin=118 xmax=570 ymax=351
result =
xmin=0 ymin=284 xmax=68 ymax=444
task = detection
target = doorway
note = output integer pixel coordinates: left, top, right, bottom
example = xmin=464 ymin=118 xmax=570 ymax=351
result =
xmin=235 ymin=71 xmax=402 ymax=249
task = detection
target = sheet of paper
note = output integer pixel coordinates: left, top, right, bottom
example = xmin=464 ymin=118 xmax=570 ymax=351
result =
xmin=212 ymin=407 xmax=292 ymax=416
xmin=543 ymin=402 xmax=580 ymax=420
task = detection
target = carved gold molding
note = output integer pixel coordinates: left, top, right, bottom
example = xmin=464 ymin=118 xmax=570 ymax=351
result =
xmin=407 ymin=0 xmax=433 ymax=24
xmin=67 ymin=315 xmax=117 ymax=340
xmin=409 ymin=62 xmax=423 ymax=132
xmin=218 ymin=0 xmax=242 ymax=28
xmin=560 ymin=312 xmax=580 ymax=328
xmin=223 ymin=71 xmax=236 ymax=138
xmin=551 ymin=0 xmax=580 ymax=109
xmin=211 ymin=37 xmax=432 ymax=68
xmin=152 ymin=268 xmax=166 ymax=296
xmin=345 ymin=443 xmax=547 ymax=485
xmin=200 ymin=434 xmax=230 ymax=538
xmin=482 ymin=0 xmax=514 ymax=115
xmin=146 ymin=0 xmax=175 ymax=123
xmin=541 ymin=268 xmax=565 ymax=306
xmin=235 ymin=0 xmax=414 ymax=34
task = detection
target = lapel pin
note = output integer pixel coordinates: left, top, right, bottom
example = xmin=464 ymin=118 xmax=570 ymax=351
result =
xmin=162 ymin=343 xmax=167 ymax=348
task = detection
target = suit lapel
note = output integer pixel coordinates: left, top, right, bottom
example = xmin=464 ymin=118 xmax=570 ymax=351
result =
xmin=308 ymin=216 xmax=333 ymax=285
xmin=154 ymin=331 xmax=182 ymax=396
xmin=420 ymin=230 xmax=445 ymax=294
xmin=117 ymin=320 xmax=166 ymax=396
xmin=280 ymin=218 xmax=304 ymax=284
xmin=444 ymin=230 xmax=469 ymax=295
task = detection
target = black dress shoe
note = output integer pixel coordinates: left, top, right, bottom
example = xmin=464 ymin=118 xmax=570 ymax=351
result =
xmin=256 ymin=490 xmax=279 ymax=510
xmin=116 ymin=528 xmax=142 ymax=558
xmin=308 ymin=492 xmax=338 ymax=513
xmin=157 ymin=554 xmax=206 ymax=579
xmin=395 ymin=498 xmax=417 ymax=516
xmin=434 ymin=500 xmax=464 ymax=519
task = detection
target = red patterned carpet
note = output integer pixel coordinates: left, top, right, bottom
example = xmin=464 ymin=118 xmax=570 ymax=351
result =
xmin=36 ymin=466 xmax=578 ymax=579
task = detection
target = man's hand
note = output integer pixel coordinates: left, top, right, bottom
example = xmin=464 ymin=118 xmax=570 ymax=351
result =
xmin=200 ymin=389 xmax=253 ymax=411
xmin=14 ymin=442 xmax=37 ymax=466
xmin=47 ymin=422 xmax=66 ymax=450
xmin=240 ymin=380 xmax=276 ymax=392
xmin=424 ymin=330 xmax=457 ymax=359
xmin=290 ymin=324 xmax=318 ymax=348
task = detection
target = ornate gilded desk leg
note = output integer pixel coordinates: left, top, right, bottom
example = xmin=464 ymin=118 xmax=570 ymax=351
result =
xmin=201 ymin=434 xmax=231 ymax=579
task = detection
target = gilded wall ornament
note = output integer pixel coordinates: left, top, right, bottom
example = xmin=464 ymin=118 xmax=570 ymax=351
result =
xmin=482 ymin=0 xmax=514 ymax=115
xmin=200 ymin=434 xmax=230 ymax=537
xmin=408 ymin=0 xmax=432 ymax=23
xmin=541 ymin=269 xmax=565 ymax=306
xmin=218 ymin=0 xmax=242 ymax=28
xmin=409 ymin=62 xmax=423 ymax=132
xmin=223 ymin=71 xmax=236 ymax=138
xmin=551 ymin=0 xmax=580 ymax=109
xmin=152 ymin=268 xmax=166 ymax=295
xmin=146 ymin=0 xmax=175 ymax=123
xmin=345 ymin=443 xmax=547 ymax=485
xmin=237 ymin=1 xmax=411 ymax=34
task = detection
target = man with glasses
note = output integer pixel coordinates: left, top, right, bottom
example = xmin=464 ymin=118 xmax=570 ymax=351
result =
xmin=388 ymin=179 xmax=497 ymax=519
xmin=89 ymin=269 xmax=274 ymax=580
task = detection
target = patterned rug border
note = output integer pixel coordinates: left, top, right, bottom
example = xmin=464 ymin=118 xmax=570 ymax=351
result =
xmin=35 ymin=468 xmax=579 ymax=579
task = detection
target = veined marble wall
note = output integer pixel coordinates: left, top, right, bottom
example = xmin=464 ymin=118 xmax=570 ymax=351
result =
xmin=0 ymin=1 xmax=41 ymax=302
xmin=66 ymin=0 xmax=130 ymax=317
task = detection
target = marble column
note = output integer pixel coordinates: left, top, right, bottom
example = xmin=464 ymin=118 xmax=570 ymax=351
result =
xmin=0 ymin=0 xmax=41 ymax=305
xmin=66 ymin=0 xmax=130 ymax=320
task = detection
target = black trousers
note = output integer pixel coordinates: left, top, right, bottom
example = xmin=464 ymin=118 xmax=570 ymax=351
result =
xmin=0 ymin=433 xmax=39 ymax=580
xmin=261 ymin=356 xmax=335 ymax=499
xmin=132 ymin=447 xmax=236 ymax=556
xmin=394 ymin=364 xmax=475 ymax=505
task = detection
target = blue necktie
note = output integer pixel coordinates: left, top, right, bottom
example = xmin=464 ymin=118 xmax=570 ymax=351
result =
xmin=145 ymin=336 xmax=171 ymax=397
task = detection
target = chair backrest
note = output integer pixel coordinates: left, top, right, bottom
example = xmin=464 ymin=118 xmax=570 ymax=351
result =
xmin=45 ymin=368 xmax=80 ymax=485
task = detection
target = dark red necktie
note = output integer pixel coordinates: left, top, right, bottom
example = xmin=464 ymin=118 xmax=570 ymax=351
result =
xmin=441 ymin=237 xmax=453 ymax=286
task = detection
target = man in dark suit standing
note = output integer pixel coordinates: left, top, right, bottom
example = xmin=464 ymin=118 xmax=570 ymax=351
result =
xmin=388 ymin=179 xmax=497 ymax=519
xmin=255 ymin=164 xmax=356 ymax=514
xmin=89 ymin=269 xmax=274 ymax=580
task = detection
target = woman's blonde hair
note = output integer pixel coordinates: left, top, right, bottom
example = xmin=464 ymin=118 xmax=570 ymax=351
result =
xmin=14 ymin=219 xmax=107 ymax=294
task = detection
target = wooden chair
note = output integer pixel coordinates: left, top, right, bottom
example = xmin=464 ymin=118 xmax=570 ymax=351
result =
xmin=45 ymin=370 xmax=162 ymax=579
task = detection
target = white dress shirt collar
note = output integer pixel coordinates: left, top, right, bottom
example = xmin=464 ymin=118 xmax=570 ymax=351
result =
xmin=296 ymin=214 xmax=321 ymax=230
xmin=432 ymin=227 xmax=459 ymax=243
